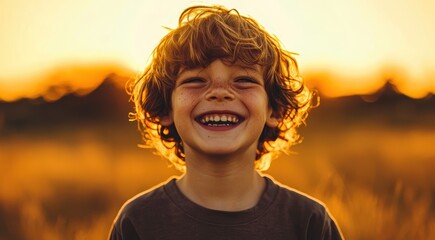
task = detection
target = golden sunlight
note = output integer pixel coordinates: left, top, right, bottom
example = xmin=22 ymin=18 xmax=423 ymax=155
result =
xmin=0 ymin=0 xmax=434 ymax=99
xmin=1 ymin=2 xmax=434 ymax=238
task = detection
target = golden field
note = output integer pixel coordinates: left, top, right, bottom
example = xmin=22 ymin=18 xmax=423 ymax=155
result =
xmin=0 ymin=83 xmax=434 ymax=239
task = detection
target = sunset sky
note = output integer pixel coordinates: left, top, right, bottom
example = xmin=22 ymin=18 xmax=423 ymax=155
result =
xmin=0 ymin=0 xmax=434 ymax=100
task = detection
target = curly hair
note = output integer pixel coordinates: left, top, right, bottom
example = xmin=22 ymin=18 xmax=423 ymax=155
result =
xmin=128 ymin=5 xmax=316 ymax=172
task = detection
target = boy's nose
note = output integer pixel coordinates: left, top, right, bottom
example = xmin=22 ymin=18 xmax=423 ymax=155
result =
xmin=205 ymin=84 xmax=235 ymax=101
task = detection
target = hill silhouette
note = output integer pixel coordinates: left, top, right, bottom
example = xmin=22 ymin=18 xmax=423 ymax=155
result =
xmin=0 ymin=76 xmax=132 ymax=133
xmin=0 ymin=77 xmax=434 ymax=134
xmin=309 ymin=81 xmax=435 ymax=128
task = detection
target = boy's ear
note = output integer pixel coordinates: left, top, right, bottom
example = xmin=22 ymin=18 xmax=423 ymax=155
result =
xmin=159 ymin=113 xmax=174 ymax=126
xmin=265 ymin=107 xmax=279 ymax=128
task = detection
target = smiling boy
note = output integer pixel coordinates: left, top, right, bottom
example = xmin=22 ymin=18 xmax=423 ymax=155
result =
xmin=109 ymin=5 xmax=343 ymax=240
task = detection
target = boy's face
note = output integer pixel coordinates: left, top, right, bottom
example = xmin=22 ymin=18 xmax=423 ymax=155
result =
xmin=161 ymin=59 xmax=278 ymax=159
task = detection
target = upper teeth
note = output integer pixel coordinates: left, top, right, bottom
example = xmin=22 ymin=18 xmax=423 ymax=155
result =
xmin=199 ymin=114 xmax=240 ymax=124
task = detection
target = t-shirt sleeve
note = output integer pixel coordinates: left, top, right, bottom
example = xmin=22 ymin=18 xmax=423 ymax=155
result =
xmin=306 ymin=206 xmax=344 ymax=240
xmin=108 ymin=214 xmax=141 ymax=240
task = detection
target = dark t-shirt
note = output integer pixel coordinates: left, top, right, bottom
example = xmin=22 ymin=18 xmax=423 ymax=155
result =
xmin=109 ymin=177 xmax=343 ymax=240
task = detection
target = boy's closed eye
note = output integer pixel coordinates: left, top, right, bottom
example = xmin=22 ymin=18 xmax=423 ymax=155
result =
xmin=234 ymin=77 xmax=263 ymax=88
xmin=178 ymin=77 xmax=207 ymax=87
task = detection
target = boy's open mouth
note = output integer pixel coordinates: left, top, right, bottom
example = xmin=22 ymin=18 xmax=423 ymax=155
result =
xmin=196 ymin=113 xmax=243 ymax=127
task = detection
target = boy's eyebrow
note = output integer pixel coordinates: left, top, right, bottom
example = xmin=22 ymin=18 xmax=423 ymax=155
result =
xmin=241 ymin=66 xmax=261 ymax=74
xmin=177 ymin=67 xmax=188 ymax=76
xmin=230 ymin=61 xmax=258 ymax=70
xmin=177 ymin=67 xmax=204 ymax=80
xmin=239 ymin=64 xmax=258 ymax=71
xmin=238 ymin=64 xmax=263 ymax=77
xmin=232 ymin=61 xmax=262 ymax=73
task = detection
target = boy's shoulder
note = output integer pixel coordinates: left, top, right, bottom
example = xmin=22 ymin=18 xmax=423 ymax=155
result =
xmin=264 ymin=175 xmax=328 ymax=217
xmin=109 ymin=179 xmax=176 ymax=239
xmin=119 ymin=178 xmax=174 ymax=217
xmin=266 ymin=176 xmax=343 ymax=239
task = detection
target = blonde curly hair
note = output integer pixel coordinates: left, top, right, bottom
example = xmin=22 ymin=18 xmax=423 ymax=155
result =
xmin=128 ymin=5 xmax=315 ymax=172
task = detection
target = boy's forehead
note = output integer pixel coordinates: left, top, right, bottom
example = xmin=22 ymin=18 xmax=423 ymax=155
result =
xmin=178 ymin=60 xmax=263 ymax=76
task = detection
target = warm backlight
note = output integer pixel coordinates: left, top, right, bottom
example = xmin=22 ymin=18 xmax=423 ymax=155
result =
xmin=0 ymin=0 xmax=434 ymax=100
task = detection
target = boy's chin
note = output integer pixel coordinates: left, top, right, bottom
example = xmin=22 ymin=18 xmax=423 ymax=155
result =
xmin=187 ymin=143 xmax=257 ymax=160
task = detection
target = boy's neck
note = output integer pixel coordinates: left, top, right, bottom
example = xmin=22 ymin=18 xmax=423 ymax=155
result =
xmin=176 ymin=152 xmax=265 ymax=212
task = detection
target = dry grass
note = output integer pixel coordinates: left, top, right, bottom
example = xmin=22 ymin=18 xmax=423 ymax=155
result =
xmin=0 ymin=121 xmax=434 ymax=239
